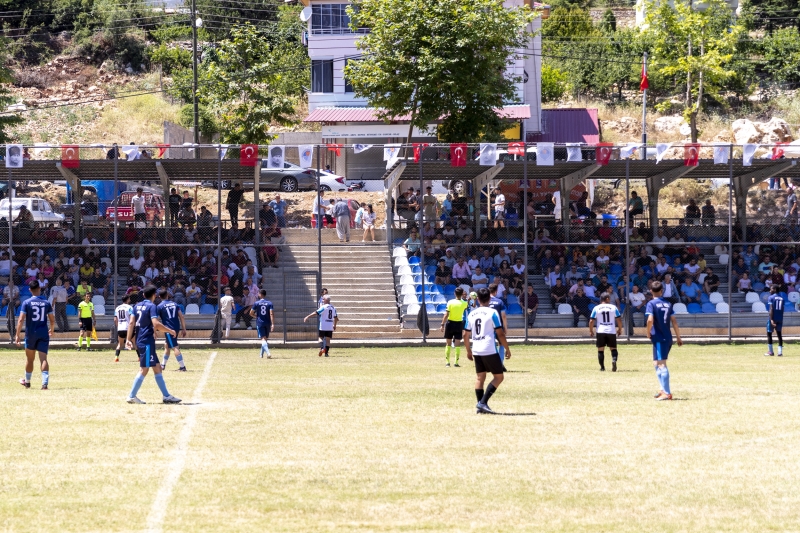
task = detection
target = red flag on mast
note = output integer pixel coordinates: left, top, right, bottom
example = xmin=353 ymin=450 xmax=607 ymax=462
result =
xmin=640 ymin=63 xmax=649 ymax=91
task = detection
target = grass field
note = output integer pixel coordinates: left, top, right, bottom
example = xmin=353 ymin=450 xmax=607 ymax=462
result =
xmin=3 ymin=343 xmax=800 ymax=532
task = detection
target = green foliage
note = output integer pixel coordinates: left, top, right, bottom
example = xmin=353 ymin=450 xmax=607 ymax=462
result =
xmin=740 ymin=0 xmax=800 ymax=30
xmin=759 ymin=27 xmax=800 ymax=83
xmin=601 ymin=9 xmax=617 ymax=32
xmin=178 ymin=103 xmax=217 ymax=137
xmin=147 ymin=43 xmax=192 ymax=75
xmin=346 ymin=0 xmax=536 ymax=143
xmin=542 ymin=6 xmax=596 ymax=39
xmin=193 ymin=0 xmax=284 ymax=40
xmin=0 ymin=46 xmax=24 ymax=141
xmin=547 ymin=0 xmax=594 ymax=10
xmin=541 ymin=64 xmax=569 ymax=102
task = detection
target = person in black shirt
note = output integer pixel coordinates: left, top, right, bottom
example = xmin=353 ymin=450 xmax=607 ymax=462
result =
xmin=703 ymin=267 xmax=720 ymax=294
xmin=168 ymin=188 xmax=181 ymax=227
xmin=550 ymin=278 xmax=569 ymax=311
xmin=451 ymin=193 xmax=468 ymax=218
xmin=571 ymin=287 xmax=592 ymax=327
xmin=434 ymin=258 xmax=452 ymax=285
xmin=226 ymin=183 xmax=245 ymax=226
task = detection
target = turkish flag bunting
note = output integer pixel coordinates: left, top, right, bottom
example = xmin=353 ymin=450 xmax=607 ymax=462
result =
xmin=61 ymin=145 xmax=79 ymax=168
xmin=450 ymin=143 xmax=467 ymax=167
xmin=507 ymin=142 xmax=525 ymax=157
xmin=772 ymin=142 xmax=788 ymax=160
xmin=684 ymin=143 xmax=700 ymax=166
xmin=240 ymin=144 xmax=258 ymax=166
xmin=327 ymin=144 xmax=341 ymax=157
xmin=640 ymin=64 xmax=649 ymax=91
xmin=595 ymin=143 xmax=613 ymax=166
xmin=157 ymin=144 xmax=170 ymax=158
xmin=413 ymin=143 xmax=429 ymax=163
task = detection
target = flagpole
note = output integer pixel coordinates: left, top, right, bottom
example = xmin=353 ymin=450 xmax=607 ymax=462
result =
xmin=641 ymin=52 xmax=648 ymax=161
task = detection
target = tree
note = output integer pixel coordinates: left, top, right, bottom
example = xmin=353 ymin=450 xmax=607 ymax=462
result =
xmin=740 ymin=0 xmax=800 ymax=31
xmin=643 ymin=0 xmax=743 ymax=142
xmin=345 ymin=0 xmax=536 ymax=144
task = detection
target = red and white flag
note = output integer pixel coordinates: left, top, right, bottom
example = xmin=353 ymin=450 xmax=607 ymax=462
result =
xmin=240 ymin=144 xmax=258 ymax=166
xmin=413 ymin=143 xmax=429 ymax=163
xmin=772 ymin=142 xmax=788 ymax=160
xmin=327 ymin=143 xmax=341 ymax=157
xmin=507 ymin=142 xmax=525 ymax=157
xmin=684 ymin=143 xmax=700 ymax=167
xmin=450 ymin=143 xmax=467 ymax=167
xmin=61 ymin=145 xmax=80 ymax=168
xmin=595 ymin=143 xmax=613 ymax=166
xmin=640 ymin=63 xmax=649 ymax=91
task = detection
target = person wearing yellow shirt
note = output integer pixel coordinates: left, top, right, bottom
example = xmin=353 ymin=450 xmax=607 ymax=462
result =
xmin=79 ymin=263 xmax=95 ymax=280
xmin=439 ymin=287 xmax=469 ymax=367
xmin=77 ymin=293 xmax=96 ymax=351
xmin=76 ymin=279 xmax=93 ymax=299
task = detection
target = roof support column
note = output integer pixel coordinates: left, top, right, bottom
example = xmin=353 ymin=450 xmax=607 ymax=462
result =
xmin=731 ymin=160 xmax=796 ymax=241
xmin=643 ymin=164 xmax=696 ymax=230
xmin=384 ymin=162 xmax=407 ymax=245
xmin=473 ymin=164 xmax=504 ymax=239
xmin=560 ymin=164 xmax=601 ymax=241
xmin=57 ymin=163 xmax=82 ymax=240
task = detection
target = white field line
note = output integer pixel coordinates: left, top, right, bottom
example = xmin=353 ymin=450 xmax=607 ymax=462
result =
xmin=145 ymin=350 xmax=218 ymax=533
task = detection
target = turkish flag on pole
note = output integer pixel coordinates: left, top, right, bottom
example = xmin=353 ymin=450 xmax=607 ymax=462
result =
xmin=157 ymin=144 xmax=170 ymax=158
xmin=327 ymin=143 xmax=341 ymax=157
xmin=595 ymin=143 xmax=613 ymax=166
xmin=684 ymin=143 xmax=700 ymax=166
xmin=640 ymin=63 xmax=649 ymax=91
xmin=61 ymin=145 xmax=80 ymax=168
xmin=450 ymin=143 xmax=467 ymax=167
xmin=240 ymin=144 xmax=258 ymax=166
xmin=772 ymin=142 xmax=788 ymax=160
xmin=508 ymin=142 xmax=525 ymax=157
xmin=413 ymin=143 xmax=429 ymax=163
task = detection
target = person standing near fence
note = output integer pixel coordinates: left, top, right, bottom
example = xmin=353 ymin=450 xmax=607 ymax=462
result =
xmin=168 ymin=187 xmax=181 ymax=226
xmin=49 ymin=278 xmax=68 ymax=332
xmin=333 ymin=198 xmax=351 ymax=243
xmin=226 ymin=183 xmax=245 ymax=226
xmin=220 ymin=287 xmax=235 ymax=340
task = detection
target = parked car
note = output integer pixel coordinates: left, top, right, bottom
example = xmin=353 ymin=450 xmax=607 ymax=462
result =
xmin=260 ymin=162 xmax=319 ymax=193
xmin=105 ymin=191 xmax=165 ymax=224
xmin=61 ymin=199 xmax=100 ymax=225
xmin=318 ymin=170 xmax=347 ymax=191
xmin=0 ymin=197 xmax=65 ymax=224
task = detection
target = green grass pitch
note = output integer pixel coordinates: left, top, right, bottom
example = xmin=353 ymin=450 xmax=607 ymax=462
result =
xmin=2 ymin=343 xmax=800 ymax=532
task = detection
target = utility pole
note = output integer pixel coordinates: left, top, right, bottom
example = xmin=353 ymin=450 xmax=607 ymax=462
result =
xmin=191 ymin=0 xmax=200 ymax=158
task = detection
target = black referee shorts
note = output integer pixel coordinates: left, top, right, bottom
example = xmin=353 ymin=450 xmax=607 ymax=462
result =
xmin=444 ymin=320 xmax=464 ymax=340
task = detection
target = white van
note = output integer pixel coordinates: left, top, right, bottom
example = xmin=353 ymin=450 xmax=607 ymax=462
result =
xmin=0 ymin=197 xmax=65 ymax=224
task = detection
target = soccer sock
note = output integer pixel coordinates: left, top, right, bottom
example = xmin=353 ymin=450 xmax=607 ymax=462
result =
xmin=263 ymin=340 xmax=270 ymax=354
xmin=777 ymin=331 xmax=783 ymax=351
xmin=129 ymin=373 xmax=145 ymax=398
xmin=115 ymin=349 xmax=120 ymax=357
xmin=175 ymin=354 xmax=185 ymax=368
xmin=480 ymin=383 xmax=498 ymax=405
xmin=154 ymin=373 xmax=170 ymax=397
xmin=656 ymin=366 xmax=664 ymax=391
xmin=445 ymin=345 xmax=451 ymax=363
xmin=25 ymin=372 xmax=32 ymax=383
xmin=475 ymin=389 xmax=484 ymax=402
xmin=455 ymin=347 xmax=461 ymax=363
xmin=86 ymin=337 xmax=91 ymax=349
xmin=661 ymin=366 xmax=671 ymax=395
xmin=767 ymin=331 xmax=773 ymax=351
xmin=611 ymin=349 xmax=618 ymax=363
xmin=42 ymin=371 xmax=49 ymax=387
xmin=598 ymin=351 xmax=605 ymax=369
xmin=162 ymin=353 xmax=170 ymax=366
xmin=324 ymin=346 xmax=330 ymax=355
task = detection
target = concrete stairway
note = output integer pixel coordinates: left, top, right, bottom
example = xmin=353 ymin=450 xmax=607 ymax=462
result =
xmin=265 ymin=242 xmax=402 ymax=339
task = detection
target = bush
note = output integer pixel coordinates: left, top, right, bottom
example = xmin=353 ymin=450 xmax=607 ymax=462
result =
xmin=178 ymin=103 xmax=217 ymax=138
xmin=759 ymin=28 xmax=800 ymax=84
xmin=147 ymin=43 xmax=192 ymax=75
xmin=78 ymin=28 xmax=148 ymax=68
xmin=541 ymin=63 xmax=569 ymax=102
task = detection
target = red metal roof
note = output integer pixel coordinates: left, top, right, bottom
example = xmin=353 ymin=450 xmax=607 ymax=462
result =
xmin=527 ymin=108 xmax=599 ymax=144
xmin=304 ymin=104 xmax=530 ymax=123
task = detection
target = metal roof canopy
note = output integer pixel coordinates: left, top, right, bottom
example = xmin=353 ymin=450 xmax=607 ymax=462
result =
xmin=4 ymin=159 xmax=258 ymax=181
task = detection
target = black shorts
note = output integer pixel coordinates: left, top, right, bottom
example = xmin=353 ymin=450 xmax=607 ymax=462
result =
xmin=319 ymin=330 xmax=333 ymax=338
xmin=137 ymin=343 xmax=160 ymax=368
xmin=474 ymin=353 xmax=504 ymax=375
xmin=118 ymin=330 xmax=128 ymax=339
xmin=444 ymin=320 xmax=464 ymax=340
xmin=80 ymin=317 xmax=93 ymax=331
xmin=595 ymin=332 xmax=617 ymax=348
xmin=134 ymin=213 xmax=147 ymax=222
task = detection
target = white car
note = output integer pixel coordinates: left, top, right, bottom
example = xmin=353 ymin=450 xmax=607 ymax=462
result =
xmin=0 ymin=197 xmax=65 ymax=224
xmin=318 ymin=170 xmax=347 ymax=191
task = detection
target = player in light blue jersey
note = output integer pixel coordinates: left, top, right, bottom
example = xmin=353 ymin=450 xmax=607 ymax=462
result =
xmin=125 ymin=286 xmax=181 ymax=404
xmin=157 ymin=289 xmax=187 ymax=371
xmin=250 ymin=289 xmax=274 ymax=358
xmin=645 ymin=281 xmax=682 ymax=401
xmin=16 ymin=281 xmax=55 ymax=390
xmin=766 ymin=285 xmax=785 ymax=357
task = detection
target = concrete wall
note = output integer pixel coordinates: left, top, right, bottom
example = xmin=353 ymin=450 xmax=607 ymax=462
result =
xmin=163 ymin=121 xmax=219 ymax=159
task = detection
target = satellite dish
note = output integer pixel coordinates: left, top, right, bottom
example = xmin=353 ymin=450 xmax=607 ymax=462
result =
xmin=300 ymin=7 xmax=312 ymax=21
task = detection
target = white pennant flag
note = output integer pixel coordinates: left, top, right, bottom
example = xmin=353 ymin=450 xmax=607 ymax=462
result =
xmin=33 ymin=142 xmax=49 ymax=155
xmin=743 ymin=143 xmax=759 ymax=167
xmin=713 ymin=144 xmax=729 ymax=165
xmin=353 ymin=144 xmax=373 ymax=154
xmin=620 ymin=143 xmax=639 ymax=159
xmin=479 ymin=143 xmax=498 ymax=166
xmin=122 ymin=144 xmax=140 ymax=160
xmin=537 ymin=142 xmax=554 ymax=166
xmin=267 ymin=145 xmax=285 ymax=169
xmin=384 ymin=144 xmax=401 ymax=161
xmin=566 ymin=143 xmax=582 ymax=162
xmin=298 ymin=145 xmax=314 ymax=168
xmin=386 ymin=152 xmax=400 ymax=170
xmin=655 ymin=143 xmax=671 ymax=164
xmin=218 ymin=145 xmax=228 ymax=160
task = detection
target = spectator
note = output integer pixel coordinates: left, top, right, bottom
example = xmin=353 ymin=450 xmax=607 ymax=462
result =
xmin=441 ymin=222 xmax=455 ymax=242
xmin=680 ymin=277 xmax=702 ymax=304
xmin=442 ymin=194 xmax=452 ymax=217
xmin=510 ymin=257 xmax=526 ymax=293
xmin=422 ymin=186 xmax=440 ymax=224
xmin=226 ymin=183 xmax=245 ymax=226
xmin=524 ymin=284 xmax=539 ymax=328
xmin=784 ymin=267 xmax=797 ymax=291
xmin=786 ymin=188 xmax=797 ymax=221
xmin=132 ymin=187 xmax=147 ymax=227
xmin=361 ymin=204 xmax=376 ymax=243
xmin=571 ymin=287 xmax=592 ymax=327
xmin=129 ymin=249 xmax=145 ymax=272
xmin=186 ymin=281 xmax=202 ymax=304
xmin=450 ymin=192 xmax=468 ymax=217
xmin=540 ymin=249 xmax=556 ymax=276
xmin=547 ymin=265 xmax=565 ymax=288
xmin=50 ymin=278 xmax=69 ymax=331
xmin=685 ymin=199 xmax=701 ymax=225
xmin=456 ymin=221 xmax=473 ymax=240
xmin=333 ymin=198 xmax=351 ymax=243
xmin=492 ymin=187 xmax=505 ymax=228
xmin=2 ymin=283 xmax=20 ymax=310
xmin=260 ymin=242 xmax=279 ymax=268
xmin=270 ymin=194 xmax=288 ymax=228
xmin=628 ymin=284 xmax=646 ymax=330
xmin=91 ymin=267 xmax=109 ymax=296
xmin=684 ymin=257 xmax=701 ymax=281
xmin=471 ymin=267 xmax=488 ymax=289
xmin=732 ymin=257 xmax=748 ymax=285
xmin=565 ymin=264 xmax=582 ymax=286
xmin=64 ymin=279 xmax=79 ymax=307
xmin=661 ymin=273 xmax=679 ymax=304
xmin=168 ymin=187 xmax=181 ymax=226
xmin=652 ymin=228 xmax=668 ymax=251
xmin=758 ymin=256 xmax=777 ymax=281
xmin=701 ymin=199 xmax=716 ymax=226
xmin=434 ymin=259 xmax=451 ymax=285
xmin=737 ymin=272 xmax=752 ymax=293
xmin=403 ymin=229 xmax=421 ymax=257
xmin=628 ymin=191 xmax=643 ymax=223
xmin=703 ymin=267 xmax=720 ymax=294
xmin=451 ymin=257 xmax=471 ymax=286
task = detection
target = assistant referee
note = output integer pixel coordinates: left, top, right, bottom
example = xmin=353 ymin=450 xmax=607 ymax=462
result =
xmin=440 ymin=287 xmax=468 ymax=367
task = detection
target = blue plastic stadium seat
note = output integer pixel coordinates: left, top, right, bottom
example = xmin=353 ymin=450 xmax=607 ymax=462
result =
xmin=408 ymin=256 xmax=420 ymax=265
xmin=687 ymin=303 xmax=702 ymax=314
xmin=700 ymin=293 xmax=710 ymax=304
xmin=425 ymin=303 xmax=437 ymax=314
xmin=506 ymin=213 xmax=519 ymax=228
xmin=507 ymin=303 xmax=523 ymax=315
xmin=434 ymin=294 xmax=447 ymax=304
xmin=436 ymin=304 xmax=447 ymax=313
xmin=609 ymin=264 xmax=623 ymax=276
xmin=200 ymin=304 xmax=216 ymax=314
xmin=394 ymin=238 xmax=404 ymax=245
xmin=0 ymin=305 xmax=5 ymax=317
xmin=507 ymin=294 xmax=519 ymax=305
xmin=760 ymin=292 xmax=770 ymax=303
xmin=425 ymin=266 xmax=437 ymax=276
xmin=66 ymin=304 xmax=77 ymax=316
xmin=701 ymin=303 xmax=717 ymax=313
xmin=411 ymin=265 xmax=422 ymax=274
xmin=431 ymin=284 xmax=443 ymax=294
xmin=444 ymin=284 xmax=456 ymax=293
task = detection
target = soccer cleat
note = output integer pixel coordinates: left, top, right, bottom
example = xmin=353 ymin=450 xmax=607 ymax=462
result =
xmin=260 ymin=353 xmax=264 ymax=358
xmin=127 ymin=396 xmax=145 ymax=404
xmin=778 ymin=353 xmax=783 ymax=357
xmin=177 ymin=367 xmax=187 ymax=372
xmin=161 ymin=363 xmax=167 ymax=369
xmin=655 ymin=392 xmax=673 ymax=401
xmin=454 ymin=363 xmax=460 ymax=367
xmin=114 ymin=357 xmax=119 ymax=362
xmin=476 ymin=402 xmax=494 ymax=414
xmin=654 ymin=390 xmax=665 ymax=398
xmin=445 ymin=363 xmax=450 ymax=367
xmin=765 ymin=352 xmax=775 ymax=357
xmin=163 ymin=395 xmax=182 ymax=404
xmin=19 ymin=379 xmax=30 ymax=389
xmin=266 ymin=354 xmax=272 ymax=359
xmin=600 ymin=367 xmax=605 ymax=371
xmin=318 ymin=348 xmax=324 ymax=357
xmin=612 ymin=362 xmax=617 ymax=372
xmin=41 ymin=385 xmax=48 ymax=390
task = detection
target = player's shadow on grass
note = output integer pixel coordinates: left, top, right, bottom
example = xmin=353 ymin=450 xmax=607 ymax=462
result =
xmin=504 ymin=370 xmax=530 ymax=373
xmin=491 ymin=411 xmax=536 ymax=416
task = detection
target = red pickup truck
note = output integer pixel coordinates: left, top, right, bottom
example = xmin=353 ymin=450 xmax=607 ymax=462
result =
xmin=106 ymin=192 xmax=165 ymax=224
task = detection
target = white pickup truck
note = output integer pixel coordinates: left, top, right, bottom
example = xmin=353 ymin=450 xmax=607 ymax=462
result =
xmin=0 ymin=197 xmax=65 ymax=224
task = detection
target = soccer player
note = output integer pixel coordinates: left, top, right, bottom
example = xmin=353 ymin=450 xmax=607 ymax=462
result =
xmin=488 ymin=283 xmax=509 ymax=368
xmin=766 ymin=284 xmax=785 ymax=357
xmin=125 ymin=286 xmax=181 ymax=404
xmin=464 ymin=288 xmax=511 ymax=414
xmin=76 ymin=292 xmax=95 ymax=351
xmin=645 ymin=281 xmax=683 ymax=401
xmin=16 ymin=281 xmax=55 ymax=390
xmin=250 ymin=289 xmax=274 ymax=358
xmin=157 ymin=289 xmax=187 ymax=371
xmin=304 ymin=295 xmax=338 ymax=357
xmin=114 ymin=295 xmax=133 ymax=362
xmin=589 ymin=292 xmax=623 ymax=372
xmin=439 ymin=287 xmax=468 ymax=367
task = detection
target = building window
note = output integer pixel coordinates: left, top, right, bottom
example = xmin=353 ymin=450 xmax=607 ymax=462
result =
xmin=344 ymin=58 xmax=358 ymax=93
xmin=311 ymin=4 xmax=367 ymax=35
xmin=312 ymin=59 xmax=334 ymax=93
